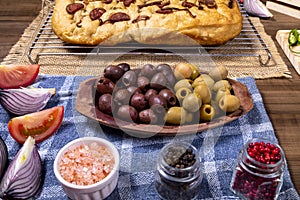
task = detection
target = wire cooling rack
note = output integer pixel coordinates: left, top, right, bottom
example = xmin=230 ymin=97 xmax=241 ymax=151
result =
xmin=27 ymin=2 xmax=272 ymax=66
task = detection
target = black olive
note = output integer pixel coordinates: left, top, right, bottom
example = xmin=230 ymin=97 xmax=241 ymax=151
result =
xmin=98 ymin=93 xmax=113 ymax=114
xmin=127 ymin=86 xmax=142 ymax=95
xmin=130 ymin=93 xmax=148 ymax=112
xmin=137 ymin=76 xmax=150 ymax=92
xmin=117 ymin=105 xmax=138 ymax=122
xmin=117 ymin=63 xmax=130 ymax=72
xmin=150 ymin=72 xmax=167 ymax=90
xmin=96 ymin=77 xmax=115 ymax=94
xmin=156 ymin=63 xmax=172 ymax=72
xmin=145 ymin=89 xmax=158 ymax=100
xmin=160 ymin=69 xmax=176 ymax=88
xmin=139 ymin=109 xmax=159 ymax=124
xmin=122 ymin=70 xmax=137 ymax=87
xmin=159 ymin=89 xmax=177 ymax=107
xmin=140 ymin=64 xmax=157 ymax=78
xmin=104 ymin=65 xmax=125 ymax=82
xmin=113 ymin=88 xmax=131 ymax=106
xmin=149 ymin=95 xmax=167 ymax=115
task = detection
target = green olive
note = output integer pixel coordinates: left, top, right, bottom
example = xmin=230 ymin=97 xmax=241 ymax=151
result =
xmin=219 ymin=94 xmax=241 ymax=112
xmin=174 ymin=79 xmax=193 ymax=92
xmin=192 ymin=76 xmax=205 ymax=88
xmin=194 ymin=84 xmax=211 ymax=104
xmin=185 ymin=112 xmax=194 ymax=123
xmin=212 ymin=80 xmax=232 ymax=92
xmin=164 ymin=107 xmax=187 ymax=125
xmin=199 ymin=74 xmax=215 ymax=89
xmin=190 ymin=64 xmax=200 ymax=80
xmin=214 ymin=86 xmax=231 ymax=103
xmin=176 ymin=87 xmax=192 ymax=102
xmin=174 ymin=62 xmax=193 ymax=80
xmin=200 ymin=104 xmax=215 ymax=122
xmin=208 ymin=66 xmax=228 ymax=81
xmin=182 ymin=93 xmax=202 ymax=113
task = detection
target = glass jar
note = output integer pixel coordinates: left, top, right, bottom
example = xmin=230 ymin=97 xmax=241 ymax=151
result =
xmin=155 ymin=142 xmax=202 ymax=200
xmin=230 ymin=138 xmax=285 ymax=200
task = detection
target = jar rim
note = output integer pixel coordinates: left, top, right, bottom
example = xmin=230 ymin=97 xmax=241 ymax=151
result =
xmin=244 ymin=138 xmax=285 ymax=168
xmin=157 ymin=141 xmax=201 ymax=182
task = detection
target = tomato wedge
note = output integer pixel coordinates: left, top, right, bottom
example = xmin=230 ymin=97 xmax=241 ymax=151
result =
xmin=0 ymin=64 xmax=40 ymax=89
xmin=8 ymin=106 xmax=64 ymax=144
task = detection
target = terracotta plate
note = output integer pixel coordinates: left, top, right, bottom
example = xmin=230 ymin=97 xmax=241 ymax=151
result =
xmin=75 ymin=77 xmax=254 ymax=136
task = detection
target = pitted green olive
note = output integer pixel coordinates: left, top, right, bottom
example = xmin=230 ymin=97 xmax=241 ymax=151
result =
xmin=174 ymin=79 xmax=193 ymax=92
xmin=194 ymin=84 xmax=211 ymax=104
xmin=176 ymin=87 xmax=192 ymax=102
xmin=200 ymin=104 xmax=215 ymax=122
xmin=214 ymin=86 xmax=231 ymax=103
xmin=174 ymin=62 xmax=193 ymax=80
xmin=182 ymin=93 xmax=202 ymax=113
xmin=208 ymin=66 xmax=228 ymax=81
xmin=219 ymin=94 xmax=241 ymax=112
xmin=164 ymin=107 xmax=187 ymax=125
xmin=212 ymin=80 xmax=232 ymax=92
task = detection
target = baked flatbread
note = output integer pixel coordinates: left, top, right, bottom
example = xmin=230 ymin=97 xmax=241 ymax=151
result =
xmin=52 ymin=0 xmax=242 ymax=46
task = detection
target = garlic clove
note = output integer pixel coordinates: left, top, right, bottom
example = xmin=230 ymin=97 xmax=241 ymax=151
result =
xmin=244 ymin=0 xmax=273 ymax=18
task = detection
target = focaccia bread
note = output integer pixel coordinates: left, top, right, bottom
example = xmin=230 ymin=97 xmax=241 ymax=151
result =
xmin=52 ymin=0 xmax=243 ymax=46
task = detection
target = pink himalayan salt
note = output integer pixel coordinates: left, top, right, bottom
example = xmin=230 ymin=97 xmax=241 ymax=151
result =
xmin=59 ymin=142 xmax=115 ymax=186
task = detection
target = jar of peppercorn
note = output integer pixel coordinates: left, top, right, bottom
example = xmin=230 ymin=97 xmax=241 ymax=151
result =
xmin=155 ymin=142 xmax=202 ymax=200
xmin=230 ymin=138 xmax=286 ymax=200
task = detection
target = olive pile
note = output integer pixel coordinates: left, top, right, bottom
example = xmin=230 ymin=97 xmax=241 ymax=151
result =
xmin=95 ymin=62 xmax=241 ymax=125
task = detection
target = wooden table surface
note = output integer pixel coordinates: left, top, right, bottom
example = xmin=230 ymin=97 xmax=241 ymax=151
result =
xmin=1 ymin=0 xmax=299 ymax=195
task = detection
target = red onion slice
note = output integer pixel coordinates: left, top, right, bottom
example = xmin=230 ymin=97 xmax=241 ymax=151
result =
xmin=0 ymin=137 xmax=8 ymax=179
xmin=0 ymin=88 xmax=53 ymax=115
xmin=0 ymin=136 xmax=42 ymax=199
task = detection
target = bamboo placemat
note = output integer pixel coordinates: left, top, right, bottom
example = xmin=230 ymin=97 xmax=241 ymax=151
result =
xmin=0 ymin=1 xmax=292 ymax=79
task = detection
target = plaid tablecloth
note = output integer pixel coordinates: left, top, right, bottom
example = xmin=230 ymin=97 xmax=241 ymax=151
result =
xmin=0 ymin=75 xmax=299 ymax=200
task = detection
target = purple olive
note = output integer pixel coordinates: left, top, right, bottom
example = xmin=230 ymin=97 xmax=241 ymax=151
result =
xmin=145 ymin=89 xmax=158 ymax=100
xmin=98 ymin=93 xmax=113 ymax=114
xmin=130 ymin=93 xmax=148 ymax=112
xmin=139 ymin=109 xmax=158 ymax=124
xmin=117 ymin=105 xmax=138 ymax=122
xmin=104 ymin=65 xmax=125 ymax=82
xmin=159 ymin=89 xmax=177 ymax=107
xmin=96 ymin=77 xmax=115 ymax=94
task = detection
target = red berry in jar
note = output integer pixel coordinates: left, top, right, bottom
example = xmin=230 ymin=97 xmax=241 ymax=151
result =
xmin=230 ymin=139 xmax=285 ymax=200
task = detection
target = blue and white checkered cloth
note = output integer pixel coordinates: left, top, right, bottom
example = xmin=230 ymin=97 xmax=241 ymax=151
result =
xmin=0 ymin=75 xmax=299 ymax=200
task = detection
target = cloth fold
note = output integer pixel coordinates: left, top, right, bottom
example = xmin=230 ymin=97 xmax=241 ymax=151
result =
xmin=0 ymin=75 xmax=299 ymax=199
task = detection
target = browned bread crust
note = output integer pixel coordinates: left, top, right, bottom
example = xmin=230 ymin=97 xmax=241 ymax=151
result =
xmin=52 ymin=0 xmax=243 ymax=46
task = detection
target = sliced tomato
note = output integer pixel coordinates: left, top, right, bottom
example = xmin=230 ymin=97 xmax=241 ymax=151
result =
xmin=8 ymin=106 xmax=64 ymax=144
xmin=0 ymin=64 xmax=40 ymax=89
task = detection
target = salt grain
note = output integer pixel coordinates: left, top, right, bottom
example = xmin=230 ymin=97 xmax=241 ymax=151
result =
xmin=59 ymin=143 xmax=114 ymax=185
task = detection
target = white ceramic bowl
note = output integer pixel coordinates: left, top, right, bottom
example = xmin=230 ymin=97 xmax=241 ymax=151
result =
xmin=53 ymin=137 xmax=120 ymax=200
